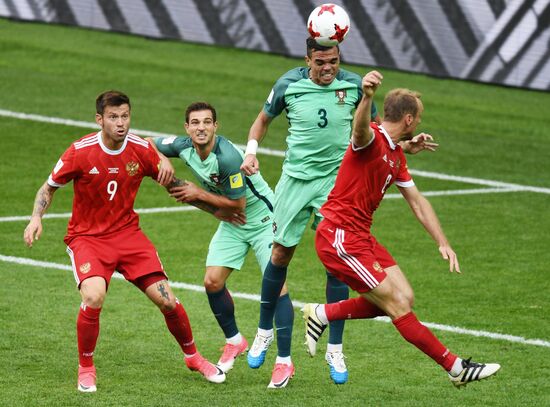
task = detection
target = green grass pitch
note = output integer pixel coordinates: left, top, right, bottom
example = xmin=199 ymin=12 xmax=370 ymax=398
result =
xmin=0 ymin=18 xmax=549 ymax=406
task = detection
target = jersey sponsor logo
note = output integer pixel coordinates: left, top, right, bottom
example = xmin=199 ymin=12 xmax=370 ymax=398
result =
xmin=126 ymin=161 xmax=139 ymax=176
xmin=267 ymin=89 xmax=274 ymax=104
xmin=261 ymin=215 xmax=270 ymax=223
xmin=272 ymin=222 xmax=278 ymax=234
xmin=294 ymin=93 xmax=305 ymax=99
xmin=53 ymin=159 xmax=64 ymax=174
xmin=108 ymin=167 xmax=119 ymax=174
xmin=229 ymin=173 xmax=243 ymax=189
xmin=335 ymin=89 xmax=347 ymax=104
xmin=372 ymin=262 xmax=383 ymax=273
xmin=79 ymin=262 xmax=91 ymax=274
xmin=89 ymin=167 xmax=99 ymax=175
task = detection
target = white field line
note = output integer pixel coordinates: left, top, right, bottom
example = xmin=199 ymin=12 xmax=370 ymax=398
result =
xmin=0 ymin=187 xmax=521 ymax=223
xmin=1 ymin=108 xmax=548 ymax=193
xmin=0 ymin=206 xmax=199 ymax=223
xmin=1 ymin=253 xmax=549 ymax=349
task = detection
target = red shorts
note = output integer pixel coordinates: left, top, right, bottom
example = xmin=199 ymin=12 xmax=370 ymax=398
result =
xmin=315 ymin=220 xmax=395 ymax=293
xmin=66 ymin=227 xmax=166 ymax=288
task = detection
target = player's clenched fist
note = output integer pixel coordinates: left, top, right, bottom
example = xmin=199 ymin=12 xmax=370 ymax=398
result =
xmin=362 ymin=70 xmax=383 ymax=97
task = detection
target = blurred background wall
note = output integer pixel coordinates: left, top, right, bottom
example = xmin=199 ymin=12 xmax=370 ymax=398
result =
xmin=2 ymin=0 xmax=549 ymax=90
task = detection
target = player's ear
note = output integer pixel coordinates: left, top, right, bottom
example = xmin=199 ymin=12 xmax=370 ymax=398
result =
xmin=305 ymin=55 xmax=311 ymax=66
xmin=95 ymin=113 xmax=103 ymax=127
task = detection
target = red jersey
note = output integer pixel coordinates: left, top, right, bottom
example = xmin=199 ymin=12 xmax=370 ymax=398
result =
xmin=48 ymin=132 xmax=160 ymax=242
xmin=320 ymin=123 xmax=414 ymax=234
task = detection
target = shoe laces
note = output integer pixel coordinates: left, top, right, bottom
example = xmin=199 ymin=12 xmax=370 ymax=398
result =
xmin=327 ymin=351 xmax=347 ymax=371
xmin=462 ymin=357 xmax=484 ymax=370
xmin=197 ymin=356 xmax=218 ymax=376
xmin=220 ymin=342 xmax=239 ymax=359
xmin=251 ymin=334 xmax=272 ymax=353
xmin=272 ymin=363 xmax=292 ymax=376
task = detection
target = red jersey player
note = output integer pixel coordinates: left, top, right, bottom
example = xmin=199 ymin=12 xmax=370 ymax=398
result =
xmin=302 ymin=72 xmax=500 ymax=387
xmin=23 ymin=91 xmax=225 ymax=392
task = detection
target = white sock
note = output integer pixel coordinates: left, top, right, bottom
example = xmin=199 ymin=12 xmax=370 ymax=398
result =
xmin=183 ymin=352 xmax=197 ymax=359
xmin=449 ymin=358 xmax=464 ymax=376
xmin=275 ymin=356 xmax=292 ymax=365
xmin=327 ymin=343 xmax=343 ymax=353
xmin=315 ymin=304 xmax=329 ymax=325
xmin=226 ymin=332 xmax=242 ymax=345
xmin=258 ymin=328 xmax=273 ymax=337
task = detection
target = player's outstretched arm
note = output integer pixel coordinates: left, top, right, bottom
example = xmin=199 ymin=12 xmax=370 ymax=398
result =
xmin=398 ymin=185 xmax=461 ymax=273
xmin=352 ymin=71 xmax=383 ymax=148
xmin=400 ymin=133 xmax=439 ymax=154
xmin=24 ymin=181 xmax=58 ymax=247
xmin=241 ymin=110 xmax=272 ymax=176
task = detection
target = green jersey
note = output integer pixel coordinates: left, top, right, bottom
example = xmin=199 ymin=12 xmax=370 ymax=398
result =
xmin=264 ymin=67 xmax=378 ymax=180
xmin=155 ymin=135 xmax=274 ymax=226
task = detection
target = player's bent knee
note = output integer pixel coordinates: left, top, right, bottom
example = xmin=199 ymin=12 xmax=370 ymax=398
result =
xmin=81 ymin=292 xmax=105 ymax=308
xmin=158 ymin=297 xmax=177 ymax=312
xmin=271 ymin=243 xmax=295 ymax=266
xmin=203 ymin=276 xmax=224 ymax=293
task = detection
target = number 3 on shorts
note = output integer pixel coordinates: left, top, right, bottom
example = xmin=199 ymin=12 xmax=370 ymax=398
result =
xmin=107 ymin=180 xmax=118 ymax=200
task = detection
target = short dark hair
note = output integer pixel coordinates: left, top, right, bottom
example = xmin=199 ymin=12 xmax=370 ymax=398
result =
xmin=306 ymin=37 xmax=339 ymax=57
xmin=185 ymin=102 xmax=217 ymax=123
xmin=383 ymin=89 xmax=422 ymax=122
xmin=96 ymin=91 xmax=130 ymax=115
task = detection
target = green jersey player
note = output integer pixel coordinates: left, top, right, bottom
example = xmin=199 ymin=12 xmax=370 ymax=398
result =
xmin=148 ymin=102 xmax=294 ymax=384
xmin=241 ymin=38 xmax=438 ymax=387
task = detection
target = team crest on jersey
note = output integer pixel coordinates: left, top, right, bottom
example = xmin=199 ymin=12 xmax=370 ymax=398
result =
xmin=272 ymin=222 xmax=278 ymax=234
xmin=126 ymin=161 xmax=139 ymax=176
xmin=335 ymin=89 xmax=347 ymax=104
xmin=209 ymin=173 xmax=221 ymax=184
xmin=80 ymin=262 xmax=91 ymax=274
xmin=372 ymin=262 xmax=383 ymax=273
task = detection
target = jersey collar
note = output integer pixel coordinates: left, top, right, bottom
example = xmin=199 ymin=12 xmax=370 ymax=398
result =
xmin=97 ymin=131 xmax=128 ymax=155
xmin=378 ymin=125 xmax=397 ymax=150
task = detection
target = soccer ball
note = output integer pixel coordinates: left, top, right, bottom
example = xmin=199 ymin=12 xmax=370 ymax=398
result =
xmin=307 ymin=3 xmax=351 ymax=47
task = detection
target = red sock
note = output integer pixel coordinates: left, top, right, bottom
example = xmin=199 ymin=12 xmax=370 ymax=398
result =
xmin=162 ymin=300 xmax=197 ymax=355
xmin=393 ymin=312 xmax=457 ymax=371
xmin=77 ymin=304 xmax=101 ymax=367
xmin=325 ymin=296 xmax=386 ymax=321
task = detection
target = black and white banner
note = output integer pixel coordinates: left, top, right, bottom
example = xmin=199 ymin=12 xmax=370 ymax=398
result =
xmin=2 ymin=0 xmax=549 ymax=90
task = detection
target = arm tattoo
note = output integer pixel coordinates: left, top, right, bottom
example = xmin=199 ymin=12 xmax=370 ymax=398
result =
xmin=166 ymin=177 xmax=185 ymax=189
xmin=167 ymin=177 xmax=218 ymax=214
xmin=157 ymin=282 xmax=170 ymax=300
xmin=32 ymin=184 xmax=54 ymax=217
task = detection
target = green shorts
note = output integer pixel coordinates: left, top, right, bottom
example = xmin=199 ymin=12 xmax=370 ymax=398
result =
xmin=206 ymin=216 xmax=273 ymax=272
xmin=273 ymin=171 xmax=337 ymax=247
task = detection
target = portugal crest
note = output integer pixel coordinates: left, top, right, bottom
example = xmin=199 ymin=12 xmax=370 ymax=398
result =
xmin=335 ymin=89 xmax=347 ymax=104
xmin=126 ymin=161 xmax=139 ymax=176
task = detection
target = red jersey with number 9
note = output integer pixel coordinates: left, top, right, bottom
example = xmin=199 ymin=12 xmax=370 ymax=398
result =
xmin=320 ymin=123 xmax=414 ymax=235
xmin=47 ymin=132 xmax=160 ymax=242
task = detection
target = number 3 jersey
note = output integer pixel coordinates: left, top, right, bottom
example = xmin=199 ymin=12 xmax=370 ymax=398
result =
xmin=263 ymin=67 xmax=378 ymax=180
xmin=47 ymin=132 xmax=160 ymax=241
xmin=320 ymin=123 xmax=414 ymax=235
